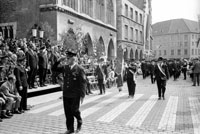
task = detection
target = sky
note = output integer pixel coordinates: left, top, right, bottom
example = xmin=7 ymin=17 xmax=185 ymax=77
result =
xmin=152 ymin=0 xmax=200 ymax=24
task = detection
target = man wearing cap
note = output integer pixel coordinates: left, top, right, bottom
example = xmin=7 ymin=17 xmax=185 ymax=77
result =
xmin=52 ymin=50 xmax=87 ymax=134
xmin=154 ymin=57 xmax=169 ymax=100
xmin=14 ymin=56 xmax=29 ymax=112
xmin=126 ymin=59 xmax=137 ymax=98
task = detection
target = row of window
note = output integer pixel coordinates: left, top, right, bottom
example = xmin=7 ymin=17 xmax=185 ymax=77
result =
xmin=124 ymin=25 xmax=143 ymax=43
xmin=154 ymin=34 xmax=200 ymax=44
xmin=124 ymin=4 xmax=143 ymax=24
xmin=62 ymin=0 xmax=114 ymax=25
xmin=155 ymin=49 xmax=200 ymax=56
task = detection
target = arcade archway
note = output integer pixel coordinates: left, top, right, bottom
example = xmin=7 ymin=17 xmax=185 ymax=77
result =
xmin=135 ymin=49 xmax=138 ymax=60
xmin=140 ymin=50 xmax=143 ymax=60
xmin=124 ymin=48 xmax=128 ymax=61
xmin=96 ymin=36 xmax=105 ymax=57
xmin=130 ymin=49 xmax=134 ymax=59
xmin=83 ymin=33 xmax=93 ymax=56
xmin=107 ymin=39 xmax=115 ymax=60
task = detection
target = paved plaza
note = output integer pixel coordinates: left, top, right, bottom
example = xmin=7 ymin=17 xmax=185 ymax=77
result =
xmin=0 ymin=75 xmax=200 ymax=134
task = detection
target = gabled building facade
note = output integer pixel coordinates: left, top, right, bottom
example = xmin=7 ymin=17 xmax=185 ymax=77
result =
xmin=116 ymin=0 xmax=152 ymax=61
xmin=152 ymin=19 xmax=200 ymax=59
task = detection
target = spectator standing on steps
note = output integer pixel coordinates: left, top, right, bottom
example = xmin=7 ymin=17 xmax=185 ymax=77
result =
xmin=38 ymin=45 xmax=48 ymax=87
xmin=26 ymin=42 xmax=38 ymax=89
xmin=52 ymin=50 xmax=87 ymax=134
xmin=14 ymin=56 xmax=29 ymax=112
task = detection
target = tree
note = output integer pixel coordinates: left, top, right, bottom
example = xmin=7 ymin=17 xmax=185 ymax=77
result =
xmin=59 ymin=27 xmax=84 ymax=55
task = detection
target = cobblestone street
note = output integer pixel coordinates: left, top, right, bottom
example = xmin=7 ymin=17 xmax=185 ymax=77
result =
xmin=0 ymin=75 xmax=200 ymax=134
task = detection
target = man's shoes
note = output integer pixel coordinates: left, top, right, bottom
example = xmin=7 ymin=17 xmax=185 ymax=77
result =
xmin=32 ymin=86 xmax=37 ymax=89
xmin=89 ymin=92 xmax=93 ymax=94
xmin=13 ymin=110 xmax=22 ymax=114
xmin=163 ymin=97 xmax=165 ymax=100
xmin=158 ymin=97 xmax=161 ymax=100
xmin=24 ymin=108 xmax=30 ymax=111
xmin=192 ymin=85 xmax=196 ymax=86
xmin=6 ymin=112 xmax=13 ymax=116
xmin=98 ymin=93 xmax=102 ymax=95
xmin=1 ymin=113 xmax=11 ymax=119
xmin=64 ymin=130 xmax=74 ymax=134
xmin=20 ymin=110 xmax=25 ymax=113
xmin=0 ymin=118 xmax=3 ymax=122
xmin=76 ymin=121 xmax=82 ymax=133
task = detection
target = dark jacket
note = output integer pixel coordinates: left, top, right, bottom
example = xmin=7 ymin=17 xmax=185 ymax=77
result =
xmin=14 ymin=64 xmax=28 ymax=88
xmin=38 ymin=52 xmax=48 ymax=69
xmin=95 ymin=65 xmax=106 ymax=80
xmin=52 ymin=61 xmax=87 ymax=98
xmin=26 ymin=49 xmax=38 ymax=69
xmin=154 ymin=64 xmax=169 ymax=81
xmin=149 ymin=64 xmax=156 ymax=74
xmin=193 ymin=61 xmax=200 ymax=73
xmin=126 ymin=66 xmax=137 ymax=80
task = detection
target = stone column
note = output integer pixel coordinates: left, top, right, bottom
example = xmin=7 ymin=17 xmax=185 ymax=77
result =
xmin=7 ymin=26 xmax=10 ymax=38
xmin=13 ymin=25 xmax=17 ymax=39
xmin=1 ymin=27 xmax=5 ymax=39
xmin=104 ymin=0 xmax=107 ymax=23
xmin=93 ymin=0 xmax=96 ymax=19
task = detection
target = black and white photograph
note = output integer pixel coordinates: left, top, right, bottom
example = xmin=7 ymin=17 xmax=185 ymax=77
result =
xmin=0 ymin=0 xmax=200 ymax=133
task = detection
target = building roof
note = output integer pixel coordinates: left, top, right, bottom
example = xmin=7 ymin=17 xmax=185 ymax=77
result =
xmin=128 ymin=0 xmax=145 ymax=10
xmin=152 ymin=19 xmax=199 ymax=36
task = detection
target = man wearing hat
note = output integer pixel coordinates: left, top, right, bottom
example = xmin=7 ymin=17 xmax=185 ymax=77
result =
xmin=125 ymin=59 xmax=137 ymax=98
xmin=38 ymin=45 xmax=48 ymax=87
xmin=95 ymin=58 xmax=107 ymax=95
xmin=52 ymin=49 xmax=87 ymax=134
xmin=14 ymin=55 xmax=29 ymax=112
xmin=154 ymin=57 xmax=169 ymax=100
xmin=26 ymin=42 xmax=38 ymax=89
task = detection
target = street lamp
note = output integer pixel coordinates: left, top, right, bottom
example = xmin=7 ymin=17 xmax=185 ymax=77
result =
xmin=38 ymin=27 xmax=44 ymax=38
xmin=31 ymin=24 xmax=44 ymax=45
xmin=32 ymin=28 xmax=37 ymax=37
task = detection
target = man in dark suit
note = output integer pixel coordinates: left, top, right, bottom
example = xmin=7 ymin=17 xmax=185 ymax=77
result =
xmin=95 ymin=59 xmax=106 ymax=95
xmin=38 ymin=46 xmax=48 ymax=87
xmin=154 ymin=57 xmax=169 ymax=100
xmin=172 ymin=60 xmax=178 ymax=81
xmin=26 ymin=43 xmax=38 ymax=88
xmin=149 ymin=60 xmax=156 ymax=84
xmin=141 ymin=60 xmax=147 ymax=79
xmin=192 ymin=58 xmax=200 ymax=86
xmin=126 ymin=59 xmax=137 ymax=98
xmin=14 ymin=56 xmax=29 ymax=112
xmin=52 ymin=50 xmax=87 ymax=134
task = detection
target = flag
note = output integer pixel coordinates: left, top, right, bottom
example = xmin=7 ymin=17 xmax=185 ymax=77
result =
xmin=197 ymin=38 xmax=200 ymax=47
xmin=146 ymin=15 xmax=151 ymax=41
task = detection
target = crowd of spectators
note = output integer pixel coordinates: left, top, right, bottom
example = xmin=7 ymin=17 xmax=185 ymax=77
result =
xmin=0 ymin=33 xmax=119 ymax=122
